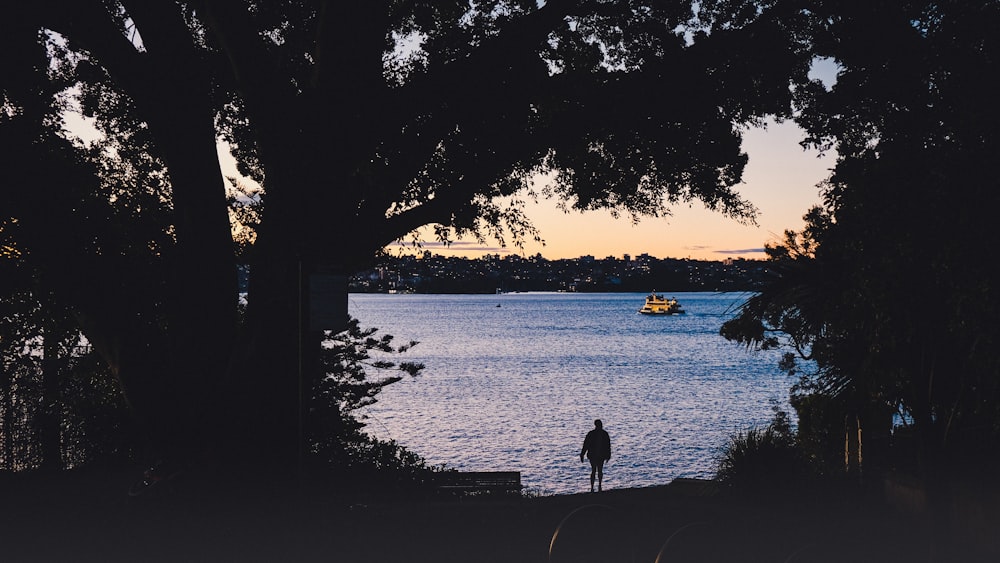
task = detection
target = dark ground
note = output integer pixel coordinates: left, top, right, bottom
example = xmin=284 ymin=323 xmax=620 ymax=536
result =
xmin=1 ymin=468 xmax=996 ymax=562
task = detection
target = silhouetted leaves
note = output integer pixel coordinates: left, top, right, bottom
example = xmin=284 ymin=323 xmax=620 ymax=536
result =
xmin=722 ymin=0 xmax=1000 ymax=481
xmin=2 ymin=1 xmax=816 ymax=482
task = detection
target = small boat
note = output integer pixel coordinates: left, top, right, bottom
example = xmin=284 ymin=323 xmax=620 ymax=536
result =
xmin=638 ymin=292 xmax=685 ymax=315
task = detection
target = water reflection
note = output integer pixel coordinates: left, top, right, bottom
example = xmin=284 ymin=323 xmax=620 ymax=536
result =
xmin=350 ymin=292 xmax=795 ymax=495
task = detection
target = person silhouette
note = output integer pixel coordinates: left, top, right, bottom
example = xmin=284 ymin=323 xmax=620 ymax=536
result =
xmin=580 ymin=419 xmax=611 ymax=492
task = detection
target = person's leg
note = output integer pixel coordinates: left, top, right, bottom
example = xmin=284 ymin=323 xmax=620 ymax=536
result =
xmin=589 ymin=460 xmax=597 ymax=492
xmin=596 ymin=461 xmax=604 ymax=491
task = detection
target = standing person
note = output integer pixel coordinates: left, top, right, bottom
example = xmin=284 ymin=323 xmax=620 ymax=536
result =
xmin=580 ymin=419 xmax=611 ymax=492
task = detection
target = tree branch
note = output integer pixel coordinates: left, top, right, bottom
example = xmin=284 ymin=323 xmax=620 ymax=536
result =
xmin=43 ymin=0 xmax=148 ymax=95
xmin=192 ymin=0 xmax=298 ymax=141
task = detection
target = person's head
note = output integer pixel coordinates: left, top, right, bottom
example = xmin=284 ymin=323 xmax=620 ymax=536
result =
xmin=594 ymin=419 xmax=603 ymax=429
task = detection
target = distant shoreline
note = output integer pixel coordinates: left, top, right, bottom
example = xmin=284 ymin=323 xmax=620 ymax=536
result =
xmin=348 ymin=254 xmax=771 ymax=294
xmin=349 ymin=287 xmax=764 ymax=295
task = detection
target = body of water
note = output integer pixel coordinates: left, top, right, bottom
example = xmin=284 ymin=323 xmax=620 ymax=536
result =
xmin=348 ymin=291 xmax=793 ymax=496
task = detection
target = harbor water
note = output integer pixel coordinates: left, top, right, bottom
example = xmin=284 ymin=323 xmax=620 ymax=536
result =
xmin=349 ymin=291 xmax=795 ymax=496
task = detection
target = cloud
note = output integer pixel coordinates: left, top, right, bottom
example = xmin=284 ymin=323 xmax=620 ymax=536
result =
xmin=684 ymin=244 xmax=767 ymax=255
xmin=715 ymin=248 xmax=767 ymax=255
xmin=394 ymin=240 xmax=511 ymax=254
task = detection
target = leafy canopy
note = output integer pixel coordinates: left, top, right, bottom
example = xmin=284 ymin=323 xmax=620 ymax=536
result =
xmin=1 ymin=0 xmax=817 ymax=475
xmin=722 ymin=0 xmax=1000 ymax=475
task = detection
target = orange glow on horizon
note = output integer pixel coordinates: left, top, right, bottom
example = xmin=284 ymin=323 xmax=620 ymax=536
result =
xmin=395 ymin=119 xmax=834 ymax=262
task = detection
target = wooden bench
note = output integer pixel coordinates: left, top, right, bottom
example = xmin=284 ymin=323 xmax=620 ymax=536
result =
xmin=431 ymin=471 xmax=522 ymax=497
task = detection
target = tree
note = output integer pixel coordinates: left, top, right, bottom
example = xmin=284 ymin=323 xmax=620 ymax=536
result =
xmin=722 ymin=0 xmax=1000 ymax=484
xmin=306 ymin=317 xmax=433 ymax=495
xmin=2 ymin=1 xmax=813 ymax=485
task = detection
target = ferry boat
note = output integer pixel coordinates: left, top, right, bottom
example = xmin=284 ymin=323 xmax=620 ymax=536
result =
xmin=638 ymin=292 xmax=685 ymax=315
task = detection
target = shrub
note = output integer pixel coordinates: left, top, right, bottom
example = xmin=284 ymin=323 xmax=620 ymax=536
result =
xmin=715 ymin=408 xmax=810 ymax=496
xmin=305 ymin=317 xmax=441 ymax=498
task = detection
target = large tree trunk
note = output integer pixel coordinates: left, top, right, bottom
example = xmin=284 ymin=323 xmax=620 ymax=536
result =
xmin=231 ymin=165 xmax=346 ymax=487
xmin=233 ymin=252 xmax=310 ymax=484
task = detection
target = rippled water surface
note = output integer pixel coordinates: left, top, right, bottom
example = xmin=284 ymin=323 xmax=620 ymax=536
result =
xmin=349 ymin=292 xmax=792 ymax=496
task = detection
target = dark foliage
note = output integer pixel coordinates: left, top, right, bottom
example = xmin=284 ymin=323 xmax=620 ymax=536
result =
xmin=2 ymin=1 xmax=816 ymax=482
xmin=306 ymin=317 xmax=438 ymax=496
xmin=715 ymin=406 xmax=813 ymax=497
xmin=1 ymin=309 xmax=432 ymax=500
xmin=0 ymin=292 xmax=137 ymax=471
xmin=722 ymin=0 xmax=1000 ymax=486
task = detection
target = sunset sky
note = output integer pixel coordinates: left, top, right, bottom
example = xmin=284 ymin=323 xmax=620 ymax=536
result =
xmin=401 ymin=59 xmax=840 ymax=262
xmin=403 ymin=117 xmax=836 ymax=262
xmin=56 ymin=17 xmax=843 ymax=265
xmin=72 ymin=112 xmax=834 ymax=264
xmin=67 ymin=61 xmax=837 ymax=264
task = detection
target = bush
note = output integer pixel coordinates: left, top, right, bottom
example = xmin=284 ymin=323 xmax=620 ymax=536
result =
xmin=304 ymin=317 xmax=442 ymax=498
xmin=307 ymin=424 xmax=441 ymax=499
xmin=715 ymin=408 xmax=811 ymax=497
